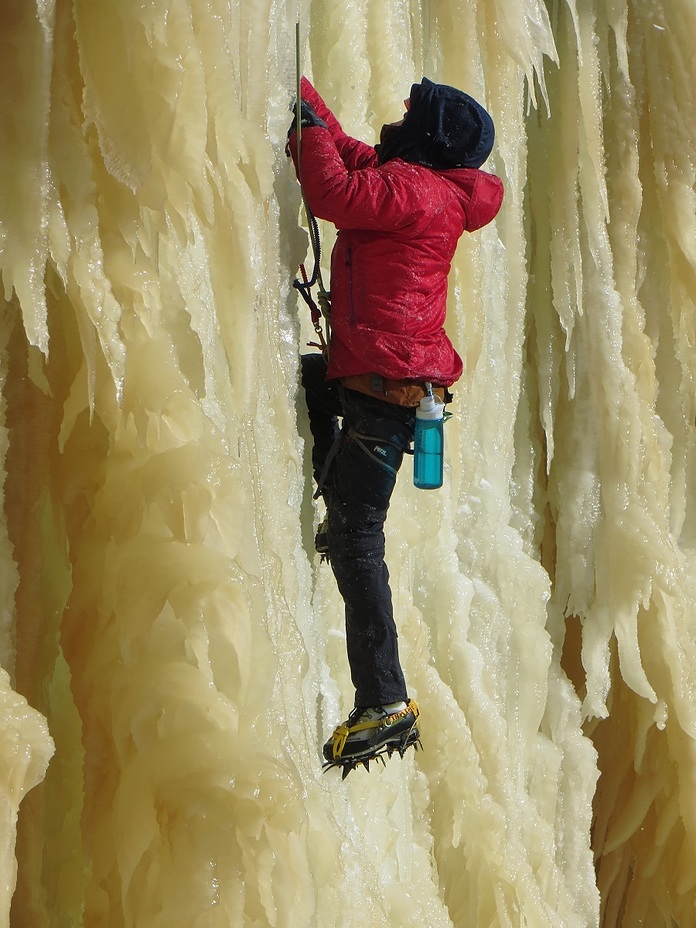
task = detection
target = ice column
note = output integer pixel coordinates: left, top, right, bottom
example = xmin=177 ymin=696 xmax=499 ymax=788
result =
xmin=0 ymin=1 xmax=695 ymax=927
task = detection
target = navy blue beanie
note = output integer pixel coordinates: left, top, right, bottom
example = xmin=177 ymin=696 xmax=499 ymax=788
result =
xmin=376 ymin=77 xmax=495 ymax=169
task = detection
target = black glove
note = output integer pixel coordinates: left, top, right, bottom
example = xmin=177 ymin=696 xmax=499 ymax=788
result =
xmin=288 ymin=100 xmax=328 ymax=136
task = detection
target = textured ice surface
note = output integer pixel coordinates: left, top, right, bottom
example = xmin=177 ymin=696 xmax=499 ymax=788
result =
xmin=1 ymin=1 xmax=696 ymax=926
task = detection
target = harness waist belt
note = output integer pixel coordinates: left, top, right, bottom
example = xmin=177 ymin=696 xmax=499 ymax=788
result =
xmin=340 ymin=373 xmax=449 ymax=407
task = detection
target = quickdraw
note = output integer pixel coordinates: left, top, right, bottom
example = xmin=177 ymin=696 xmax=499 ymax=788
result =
xmin=294 ymin=253 xmax=330 ymax=357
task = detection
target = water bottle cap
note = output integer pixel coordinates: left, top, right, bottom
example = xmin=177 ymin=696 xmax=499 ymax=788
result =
xmin=416 ymin=393 xmax=444 ymax=420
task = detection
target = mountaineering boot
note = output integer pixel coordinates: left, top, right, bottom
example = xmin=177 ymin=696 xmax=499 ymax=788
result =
xmin=315 ymin=515 xmax=329 ymax=561
xmin=322 ymin=700 xmax=421 ymax=777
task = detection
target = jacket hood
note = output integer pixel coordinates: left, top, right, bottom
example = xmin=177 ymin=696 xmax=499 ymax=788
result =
xmin=439 ymin=166 xmax=505 ymax=232
xmin=375 ymin=77 xmax=495 ymax=170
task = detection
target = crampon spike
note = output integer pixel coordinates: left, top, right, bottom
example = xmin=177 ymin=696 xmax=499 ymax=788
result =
xmin=322 ymin=725 xmax=422 ymax=779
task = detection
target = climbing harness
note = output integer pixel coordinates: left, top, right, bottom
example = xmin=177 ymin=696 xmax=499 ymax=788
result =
xmin=347 ymin=430 xmax=403 ymax=476
xmin=340 ymin=373 xmax=451 ymax=407
xmin=312 ymin=425 xmax=405 ymax=505
xmin=292 ymin=21 xmax=331 ymax=358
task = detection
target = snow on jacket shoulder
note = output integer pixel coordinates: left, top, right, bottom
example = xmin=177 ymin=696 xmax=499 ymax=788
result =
xmin=289 ymin=81 xmax=504 ymax=385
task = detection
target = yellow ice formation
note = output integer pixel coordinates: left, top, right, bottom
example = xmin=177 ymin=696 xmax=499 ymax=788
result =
xmin=0 ymin=0 xmax=695 ymax=926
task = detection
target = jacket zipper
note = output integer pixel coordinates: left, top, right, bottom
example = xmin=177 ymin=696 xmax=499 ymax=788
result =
xmin=346 ymin=246 xmax=355 ymax=325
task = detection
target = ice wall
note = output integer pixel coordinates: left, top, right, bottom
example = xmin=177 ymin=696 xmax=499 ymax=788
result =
xmin=0 ymin=0 xmax=695 ymax=926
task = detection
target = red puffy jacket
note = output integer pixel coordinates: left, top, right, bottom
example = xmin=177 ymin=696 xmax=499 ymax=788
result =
xmin=290 ymin=78 xmax=503 ymax=387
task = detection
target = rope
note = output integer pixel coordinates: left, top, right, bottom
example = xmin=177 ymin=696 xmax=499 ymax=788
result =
xmin=292 ymin=20 xmax=331 ymax=358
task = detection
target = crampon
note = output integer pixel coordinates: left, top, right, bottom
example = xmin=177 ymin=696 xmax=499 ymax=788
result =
xmin=322 ymin=699 xmax=422 ymax=779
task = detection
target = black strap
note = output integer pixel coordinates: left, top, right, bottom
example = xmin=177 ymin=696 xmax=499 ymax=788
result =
xmin=313 ymin=431 xmax=342 ymax=499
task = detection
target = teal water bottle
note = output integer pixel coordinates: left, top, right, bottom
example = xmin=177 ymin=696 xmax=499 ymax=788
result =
xmin=413 ymin=389 xmax=445 ymax=490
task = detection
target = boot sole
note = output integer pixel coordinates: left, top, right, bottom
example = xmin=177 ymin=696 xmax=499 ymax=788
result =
xmin=322 ymin=723 xmax=421 ymax=779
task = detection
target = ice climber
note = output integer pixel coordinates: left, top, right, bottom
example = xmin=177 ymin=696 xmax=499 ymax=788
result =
xmin=288 ymin=76 xmax=504 ymax=776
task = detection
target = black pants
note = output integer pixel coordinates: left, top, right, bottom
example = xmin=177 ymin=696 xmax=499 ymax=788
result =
xmin=301 ymin=354 xmax=416 ymax=707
